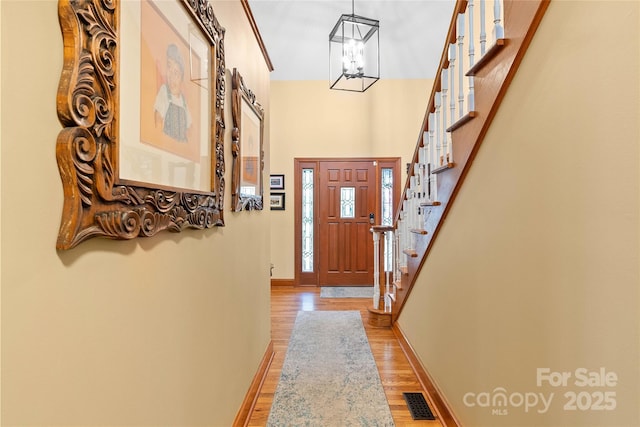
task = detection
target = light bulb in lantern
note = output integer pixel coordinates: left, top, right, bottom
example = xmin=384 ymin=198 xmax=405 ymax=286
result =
xmin=355 ymin=40 xmax=364 ymax=73
xmin=342 ymin=38 xmax=365 ymax=78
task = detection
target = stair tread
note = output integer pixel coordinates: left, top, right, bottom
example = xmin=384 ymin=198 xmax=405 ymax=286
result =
xmin=447 ymin=111 xmax=477 ymax=132
xmin=403 ymin=248 xmax=418 ymax=258
xmin=466 ymin=38 xmax=506 ymax=77
xmin=431 ymin=162 xmax=455 ymax=174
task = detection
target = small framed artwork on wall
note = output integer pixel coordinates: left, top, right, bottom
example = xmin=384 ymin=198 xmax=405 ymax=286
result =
xmin=270 ymin=193 xmax=285 ymax=210
xmin=270 ymin=174 xmax=285 ymax=190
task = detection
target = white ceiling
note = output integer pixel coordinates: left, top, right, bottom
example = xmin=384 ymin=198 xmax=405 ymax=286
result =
xmin=247 ymin=0 xmax=456 ymax=81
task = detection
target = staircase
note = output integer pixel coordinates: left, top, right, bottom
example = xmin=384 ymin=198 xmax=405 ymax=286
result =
xmin=368 ymin=0 xmax=550 ymax=327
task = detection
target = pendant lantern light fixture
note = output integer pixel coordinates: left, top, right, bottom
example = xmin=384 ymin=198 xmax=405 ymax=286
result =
xmin=329 ymin=0 xmax=380 ymax=92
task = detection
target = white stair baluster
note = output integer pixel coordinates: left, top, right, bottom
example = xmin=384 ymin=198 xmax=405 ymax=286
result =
xmin=419 ymin=145 xmax=428 ymax=199
xmin=467 ymin=0 xmax=476 ymax=111
xmin=431 ymin=172 xmax=438 ymax=202
xmin=412 ymin=170 xmax=421 ymax=230
xmin=480 ymin=0 xmax=487 ymax=56
xmin=372 ymin=230 xmax=381 ymax=310
xmin=493 ymin=0 xmax=505 ymax=41
xmin=399 ymin=213 xmax=407 ymax=268
xmin=410 ymin=189 xmax=415 ymax=231
xmin=457 ymin=13 xmax=466 ymax=118
xmin=384 ymin=230 xmax=395 ymax=291
xmin=411 ymin=188 xmax=417 ymax=232
xmin=428 ymin=114 xmax=436 ymax=201
xmin=414 ymin=163 xmax=422 ymax=200
xmin=383 ymin=230 xmax=392 ymax=312
xmin=434 ymin=94 xmax=442 ymax=168
xmin=448 ymin=43 xmax=456 ymax=126
xmin=440 ymin=69 xmax=448 ymax=166
xmin=402 ymin=200 xmax=411 ymax=250
xmin=393 ymin=230 xmax=400 ymax=283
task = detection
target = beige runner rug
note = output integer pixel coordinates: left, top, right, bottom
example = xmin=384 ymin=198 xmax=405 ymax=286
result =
xmin=267 ymin=310 xmax=394 ymax=426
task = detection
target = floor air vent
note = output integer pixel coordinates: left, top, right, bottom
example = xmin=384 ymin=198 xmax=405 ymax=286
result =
xmin=403 ymin=392 xmax=436 ymax=420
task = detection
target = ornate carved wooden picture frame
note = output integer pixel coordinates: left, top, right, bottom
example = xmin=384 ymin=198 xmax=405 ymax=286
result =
xmin=56 ymin=0 xmax=226 ymax=250
xmin=231 ymin=68 xmax=264 ymax=211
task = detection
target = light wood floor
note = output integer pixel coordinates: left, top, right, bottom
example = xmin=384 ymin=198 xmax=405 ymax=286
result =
xmin=246 ymin=286 xmax=444 ymax=426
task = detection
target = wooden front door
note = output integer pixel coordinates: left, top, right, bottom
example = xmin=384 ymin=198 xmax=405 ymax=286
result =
xmin=318 ymin=160 xmax=377 ymax=286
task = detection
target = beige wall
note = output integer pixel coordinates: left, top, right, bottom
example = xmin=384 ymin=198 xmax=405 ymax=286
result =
xmin=269 ymin=79 xmax=432 ymax=279
xmin=0 ymin=0 xmax=3 ymax=419
xmin=399 ymin=1 xmax=640 ymax=426
xmin=0 ymin=1 xmax=271 ymax=425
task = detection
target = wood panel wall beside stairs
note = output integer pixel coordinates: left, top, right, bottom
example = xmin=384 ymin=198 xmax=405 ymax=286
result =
xmin=368 ymin=0 xmax=550 ymax=326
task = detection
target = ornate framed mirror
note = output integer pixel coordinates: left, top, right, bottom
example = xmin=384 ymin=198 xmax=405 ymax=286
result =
xmin=231 ymin=68 xmax=264 ymax=211
xmin=56 ymin=0 xmax=226 ymax=249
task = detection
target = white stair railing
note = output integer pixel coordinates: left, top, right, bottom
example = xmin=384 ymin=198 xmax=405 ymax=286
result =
xmin=375 ymin=0 xmax=506 ymax=319
xmin=397 ymin=2 xmax=506 ymax=253
xmin=413 ymin=0 xmax=506 ymax=183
